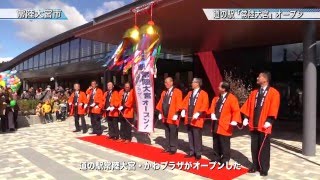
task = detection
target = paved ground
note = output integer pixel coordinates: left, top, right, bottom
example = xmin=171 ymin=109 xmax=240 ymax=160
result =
xmin=0 ymin=117 xmax=319 ymax=180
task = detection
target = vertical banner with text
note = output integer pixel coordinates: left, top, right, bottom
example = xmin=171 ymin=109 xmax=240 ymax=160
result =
xmin=132 ymin=53 xmax=155 ymax=133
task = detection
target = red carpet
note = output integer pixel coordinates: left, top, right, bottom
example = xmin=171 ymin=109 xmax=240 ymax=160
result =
xmin=79 ymin=136 xmax=247 ymax=180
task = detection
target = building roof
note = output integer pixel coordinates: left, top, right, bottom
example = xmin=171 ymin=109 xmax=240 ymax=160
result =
xmin=75 ymin=0 xmax=320 ymax=53
xmin=2 ymin=0 xmax=320 ymax=71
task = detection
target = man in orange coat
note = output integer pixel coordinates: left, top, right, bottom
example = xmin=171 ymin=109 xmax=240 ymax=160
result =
xmin=86 ymin=80 xmax=104 ymax=136
xmin=156 ymin=77 xmax=183 ymax=155
xmin=241 ymin=71 xmax=280 ymax=176
xmin=181 ymin=78 xmax=209 ymax=160
xmin=118 ymin=82 xmax=135 ymax=143
xmin=207 ymin=81 xmax=241 ymax=164
xmin=68 ymin=83 xmax=88 ymax=133
xmin=104 ymin=82 xmax=120 ymax=140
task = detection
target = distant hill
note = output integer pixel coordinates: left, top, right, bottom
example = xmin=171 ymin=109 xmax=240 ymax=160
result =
xmin=0 ymin=61 xmax=10 ymax=68
xmin=0 ymin=58 xmax=12 ymax=63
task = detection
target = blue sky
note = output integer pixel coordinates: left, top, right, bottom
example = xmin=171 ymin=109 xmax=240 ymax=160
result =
xmin=0 ymin=0 xmax=132 ymax=62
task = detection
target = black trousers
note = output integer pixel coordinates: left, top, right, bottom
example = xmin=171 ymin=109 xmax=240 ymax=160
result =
xmin=1 ymin=115 xmax=7 ymax=132
xmin=212 ymin=133 xmax=231 ymax=163
xmin=90 ymin=113 xmax=102 ymax=134
xmin=164 ymin=122 xmax=178 ymax=152
xmin=251 ymin=130 xmax=271 ymax=173
xmin=56 ymin=111 xmax=60 ymax=120
xmin=107 ymin=116 xmax=119 ymax=139
xmin=119 ymin=116 xmax=133 ymax=141
xmin=187 ymin=125 xmax=202 ymax=156
xmin=13 ymin=111 xmax=18 ymax=129
xmin=74 ymin=114 xmax=87 ymax=132
xmin=60 ymin=111 xmax=66 ymax=121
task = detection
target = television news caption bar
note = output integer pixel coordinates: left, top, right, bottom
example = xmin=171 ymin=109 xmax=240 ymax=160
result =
xmin=203 ymin=8 xmax=320 ymax=21
xmin=0 ymin=8 xmax=67 ymax=20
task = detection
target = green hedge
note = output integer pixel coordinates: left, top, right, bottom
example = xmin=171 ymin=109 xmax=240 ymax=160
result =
xmin=17 ymin=99 xmax=40 ymax=115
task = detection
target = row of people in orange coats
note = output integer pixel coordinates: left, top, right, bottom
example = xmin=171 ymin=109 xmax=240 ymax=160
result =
xmin=68 ymin=71 xmax=279 ymax=177
xmin=156 ymin=72 xmax=279 ymax=177
xmin=68 ymin=81 xmax=135 ymax=143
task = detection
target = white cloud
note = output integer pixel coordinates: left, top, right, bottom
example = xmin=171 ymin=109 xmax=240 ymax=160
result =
xmin=0 ymin=57 xmax=13 ymax=63
xmin=85 ymin=1 xmax=126 ymax=21
xmin=10 ymin=0 xmax=35 ymax=8
xmin=13 ymin=0 xmax=88 ymax=44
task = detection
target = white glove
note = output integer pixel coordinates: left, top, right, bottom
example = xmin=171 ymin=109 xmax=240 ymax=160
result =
xmin=90 ymin=103 xmax=96 ymax=107
xmin=180 ymin=110 xmax=186 ymax=118
xmin=109 ymin=106 xmax=115 ymax=111
xmin=75 ymin=103 xmax=78 ymax=106
xmin=264 ymin=122 xmax=271 ymax=129
xmin=211 ymin=113 xmax=217 ymax=120
xmin=193 ymin=112 xmax=200 ymax=119
xmin=79 ymin=103 xmax=83 ymax=106
xmin=68 ymin=103 xmax=72 ymax=106
xmin=94 ymin=105 xmax=99 ymax=109
xmin=118 ymin=106 xmax=124 ymax=111
xmin=84 ymin=104 xmax=87 ymax=109
xmin=158 ymin=114 xmax=162 ymax=120
xmin=106 ymin=107 xmax=111 ymax=111
xmin=172 ymin=115 xmax=178 ymax=121
xmin=243 ymin=118 xmax=249 ymax=126
xmin=230 ymin=121 xmax=237 ymax=126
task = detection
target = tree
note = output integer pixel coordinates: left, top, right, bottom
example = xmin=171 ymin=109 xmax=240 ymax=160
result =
xmin=224 ymin=70 xmax=252 ymax=105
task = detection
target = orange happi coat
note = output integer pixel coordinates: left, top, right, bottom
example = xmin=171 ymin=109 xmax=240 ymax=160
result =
xmin=118 ymin=89 xmax=135 ymax=119
xmin=103 ymin=90 xmax=120 ymax=117
xmin=68 ymin=91 xmax=88 ymax=115
xmin=241 ymin=87 xmax=280 ymax=134
xmin=182 ymin=90 xmax=209 ymax=128
xmin=156 ymin=88 xmax=183 ymax=126
xmin=207 ymin=93 xmax=241 ymax=136
xmin=86 ymin=88 xmax=104 ymax=114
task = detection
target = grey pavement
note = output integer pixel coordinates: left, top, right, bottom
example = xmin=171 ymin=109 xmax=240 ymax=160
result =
xmin=0 ymin=117 xmax=319 ymax=180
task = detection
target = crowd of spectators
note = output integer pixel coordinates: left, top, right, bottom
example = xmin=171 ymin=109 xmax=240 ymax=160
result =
xmin=1 ymin=81 xmax=190 ymax=132
xmin=0 ymin=87 xmax=19 ymax=132
xmin=0 ymin=85 xmax=73 ymax=132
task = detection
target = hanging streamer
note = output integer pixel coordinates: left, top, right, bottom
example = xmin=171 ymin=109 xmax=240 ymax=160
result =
xmin=101 ymin=1 xmax=162 ymax=133
xmin=103 ymin=25 xmax=140 ymax=72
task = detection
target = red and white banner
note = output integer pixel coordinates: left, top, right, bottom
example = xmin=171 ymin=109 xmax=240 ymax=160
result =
xmin=132 ymin=53 xmax=155 ymax=133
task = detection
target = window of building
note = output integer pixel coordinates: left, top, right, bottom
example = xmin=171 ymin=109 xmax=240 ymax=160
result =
xmin=28 ymin=57 xmax=33 ymax=70
xmin=18 ymin=63 xmax=23 ymax=71
xmin=70 ymin=39 xmax=80 ymax=63
xmin=53 ymin=45 xmax=60 ymax=66
xmin=46 ymin=48 xmax=53 ymax=67
xmin=93 ymin=41 xmax=105 ymax=60
xmin=107 ymin=44 xmax=117 ymax=52
xmin=39 ymin=51 xmax=45 ymax=69
xmin=61 ymin=42 xmax=69 ymax=64
xmin=23 ymin=59 xmax=28 ymax=70
xmin=80 ymin=39 xmax=92 ymax=61
xmin=33 ymin=54 xmax=39 ymax=70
